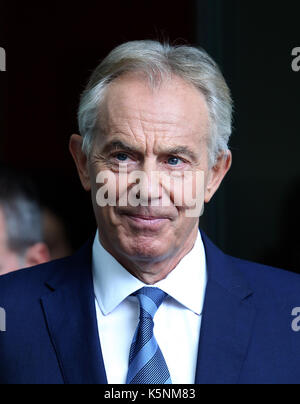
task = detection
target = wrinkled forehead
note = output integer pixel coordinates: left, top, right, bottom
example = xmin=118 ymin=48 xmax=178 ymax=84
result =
xmin=98 ymin=72 xmax=210 ymax=140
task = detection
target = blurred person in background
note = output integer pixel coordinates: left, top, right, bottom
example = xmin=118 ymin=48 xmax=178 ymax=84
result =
xmin=42 ymin=207 xmax=72 ymax=260
xmin=0 ymin=168 xmax=50 ymax=275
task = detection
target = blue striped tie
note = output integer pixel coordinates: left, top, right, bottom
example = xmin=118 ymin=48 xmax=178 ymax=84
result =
xmin=126 ymin=287 xmax=172 ymax=384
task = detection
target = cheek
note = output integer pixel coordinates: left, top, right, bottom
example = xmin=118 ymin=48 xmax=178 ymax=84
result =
xmin=116 ymin=172 xmax=131 ymax=204
xmin=94 ymin=170 xmax=136 ymax=208
xmin=163 ymin=171 xmax=205 ymax=212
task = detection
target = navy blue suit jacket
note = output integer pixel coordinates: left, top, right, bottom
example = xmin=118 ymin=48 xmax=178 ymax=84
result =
xmin=0 ymin=232 xmax=299 ymax=384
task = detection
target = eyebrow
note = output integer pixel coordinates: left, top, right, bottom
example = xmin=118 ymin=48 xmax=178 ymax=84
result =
xmin=101 ymin=141 xmax=139 ymax=155
xmin=101 ymin=140 xmax=198 ymax=161
xmin=162 ymin=146 xmax=198 ymax=161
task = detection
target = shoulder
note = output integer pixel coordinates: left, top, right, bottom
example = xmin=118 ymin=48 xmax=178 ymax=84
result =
xmin=227 ymin=254 xmax=300 ymax=304
xmin=0 ymin=237 xmax=93 ymax=307
xmin=229 ymin=254 xmax=300 ymax=290
xmin=201 ymin=231 xmax=300 ymax=305
xmin=0 ymin=257 xmax=71 ymax=304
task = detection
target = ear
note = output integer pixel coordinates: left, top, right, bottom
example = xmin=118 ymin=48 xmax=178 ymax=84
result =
xmin=24 ymin=242 xmax=51 ymax=268
xmin=205 ymin=151 xmax=232 ymax=203
xmin=69 ymin=134 xmax=91 ymax=191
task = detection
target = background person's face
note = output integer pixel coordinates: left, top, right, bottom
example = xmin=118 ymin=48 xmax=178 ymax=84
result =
xmin=70 ymin=73 xmax=231 ymax=267
xmin=0 ymin=208 xmax=23 ymax=275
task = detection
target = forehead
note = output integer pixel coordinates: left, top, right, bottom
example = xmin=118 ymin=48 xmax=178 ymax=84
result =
xmin=100 ymin=73 xmax=210 ymax=140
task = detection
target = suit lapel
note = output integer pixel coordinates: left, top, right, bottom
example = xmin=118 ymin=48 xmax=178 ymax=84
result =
xmin=195 ymin=233 xmax=257 ymax=384
xmin=40 ymin=240 xmax=107 ymax=384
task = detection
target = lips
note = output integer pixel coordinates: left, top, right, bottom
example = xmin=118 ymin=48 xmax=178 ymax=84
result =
xmin=117 ymin=207 xmax=176 ymax=220
xmin=124 ymin=214 xmax=169 ymax=220
xmin=119 ymin=211 xmax=172 ymax=230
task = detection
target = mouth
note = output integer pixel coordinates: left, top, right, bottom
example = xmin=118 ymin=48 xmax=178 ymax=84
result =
xmin=120 ymin=212 xmax=171 ymax=230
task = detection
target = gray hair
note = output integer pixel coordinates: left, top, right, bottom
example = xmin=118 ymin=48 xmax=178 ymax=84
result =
xmin=78 ymin=40 xmax=233 ymax=166
xmin=0 ymin=171 xmax=43 ymax=257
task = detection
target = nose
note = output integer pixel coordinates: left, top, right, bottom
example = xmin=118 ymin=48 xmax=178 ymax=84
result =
xmin=133 ymin=158 xmax=162 ymax=206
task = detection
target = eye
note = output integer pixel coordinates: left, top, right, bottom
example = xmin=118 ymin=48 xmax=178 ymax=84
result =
xmin=167 ymin=156 xmax=183 ymax=166
xmin=115 ymin=153 xmax=129 ymax=162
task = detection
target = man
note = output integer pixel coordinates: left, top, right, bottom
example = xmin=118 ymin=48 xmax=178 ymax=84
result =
xmin=0 ymin=169 xmax=50 ymax=276
xmin=0 ymin=40 xmax=299 ymax=384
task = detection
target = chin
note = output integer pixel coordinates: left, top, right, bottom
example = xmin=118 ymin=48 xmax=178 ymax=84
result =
xmin=120 ymin=235 xmax=170 ymax=261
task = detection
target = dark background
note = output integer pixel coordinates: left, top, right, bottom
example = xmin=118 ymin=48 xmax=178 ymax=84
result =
xmin=0 ymin=0 xmax=299 ymax=273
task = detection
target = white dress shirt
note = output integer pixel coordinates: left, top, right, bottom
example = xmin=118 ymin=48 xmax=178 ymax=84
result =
xmin=92 ymin=230 xmax=207 ymax=384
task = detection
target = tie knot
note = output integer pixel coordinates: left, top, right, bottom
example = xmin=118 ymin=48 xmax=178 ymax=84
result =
xmin=134 ymin=287 xmax=167 ymax=319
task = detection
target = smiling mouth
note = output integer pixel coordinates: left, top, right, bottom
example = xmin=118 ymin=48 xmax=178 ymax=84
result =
xmin=120 ymin=212 xmax=171 ymax=230
xmin=125 ymin=214 xmax=169 ymax=220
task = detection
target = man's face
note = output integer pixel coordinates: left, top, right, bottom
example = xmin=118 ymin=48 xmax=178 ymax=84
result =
xmin=71 ymin=73 xmax=231 ymax=268
xmin=0 ymin=208 xmax=22 ymax=275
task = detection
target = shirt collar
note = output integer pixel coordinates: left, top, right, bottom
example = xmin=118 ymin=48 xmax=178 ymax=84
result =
xmin=92 ymin=230 xmax=207 ymax=316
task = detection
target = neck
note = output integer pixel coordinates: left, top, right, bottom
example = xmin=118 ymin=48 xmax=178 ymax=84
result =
xmin=99 ymin=225 xmax=199 ymax=285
